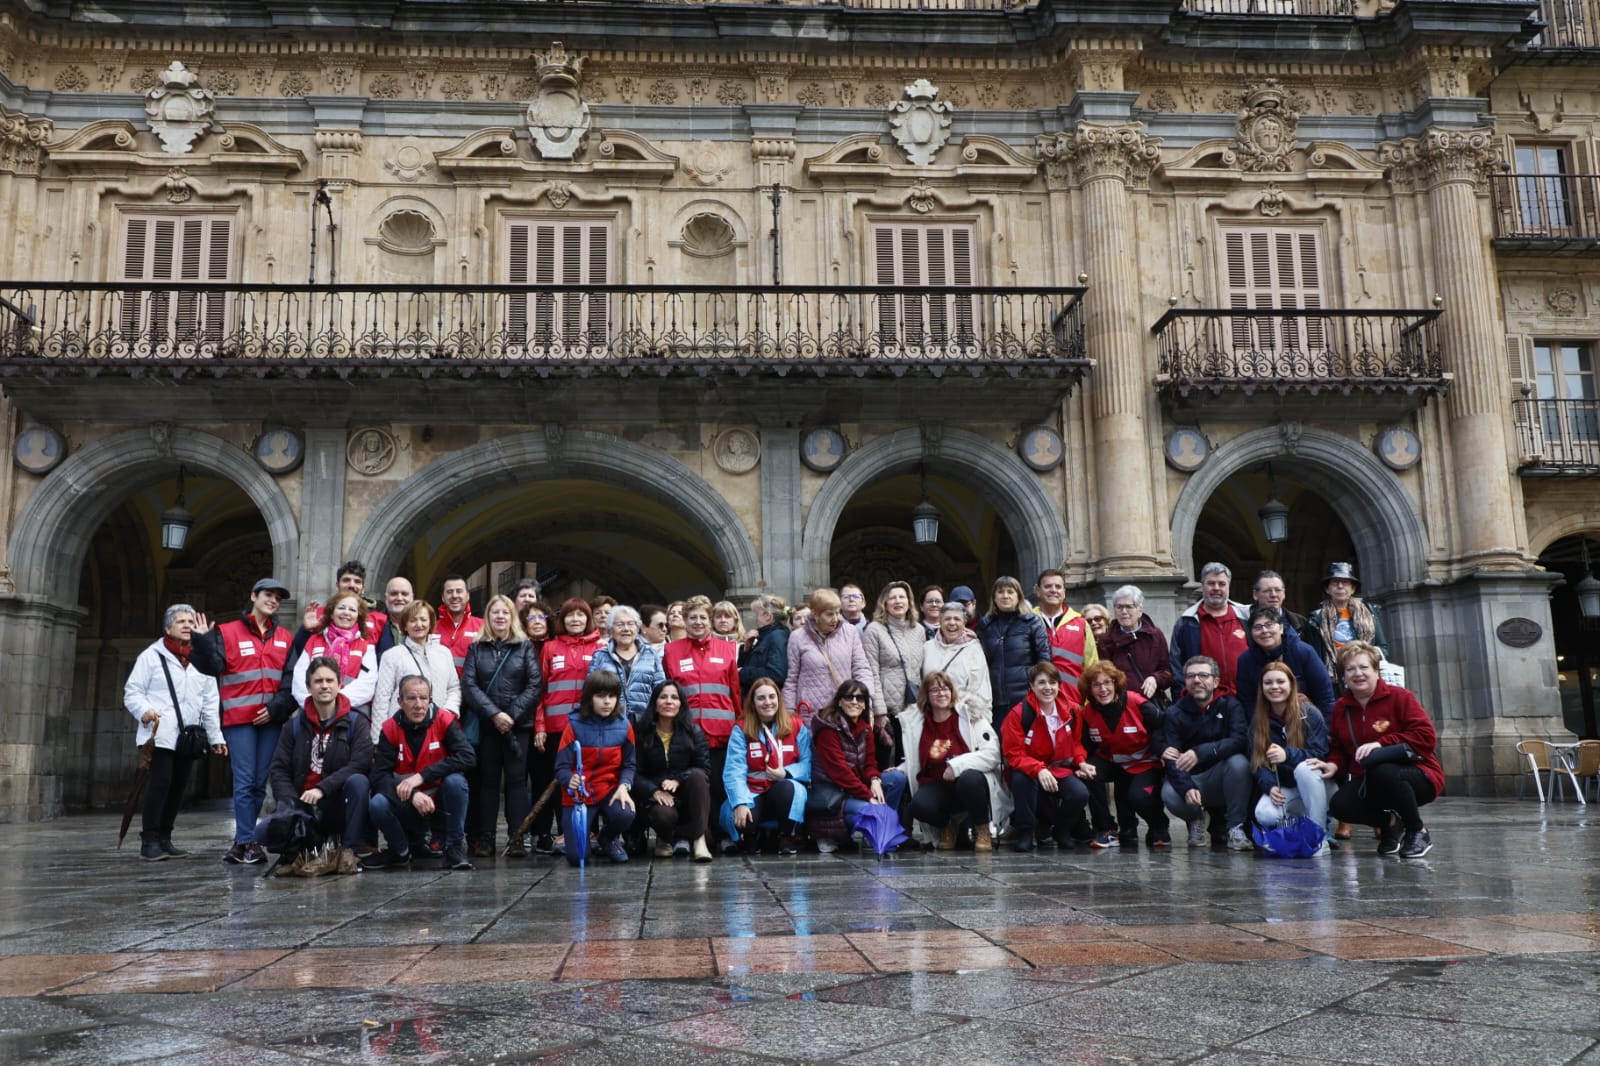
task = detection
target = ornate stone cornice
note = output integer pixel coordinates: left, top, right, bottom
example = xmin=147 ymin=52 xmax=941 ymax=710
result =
xmin=1380 ymin=127 xmax=1499 ymax=193
xmin=0 ymin=105 xmax=53 ymax=176
xmin=1037 ymin=125 xmax=1161 ymax=189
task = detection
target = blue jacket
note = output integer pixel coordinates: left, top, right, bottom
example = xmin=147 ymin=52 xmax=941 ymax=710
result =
xmin=1169 ymin=600 xmax=1250 ymax=687
xmin=976 ymin=610 xmax=1050 ymax=715
xmin=739 ymin=622 xmax=789 ymax=692
xmin=723 ymin=723 xmax=812 ymax=818
xmin=589 ymin=641 xmax=666 ymax=727
xmin=1250 ymin=703 xmax=1330 ymax=793
xmin=1232 ymin=625 xmax=1336 ymax=717
xmin=1162 ymin=693 xmax=1248 ymax=796
xmin=553 ymin=712 xmax=637 ymax=793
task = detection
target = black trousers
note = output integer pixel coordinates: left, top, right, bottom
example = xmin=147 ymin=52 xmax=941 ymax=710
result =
xmin=141 ymin=746 xmax=194 ymax=843
xmin=641 ymin=768 xmax=711 ymax=841
xmin=477 ymin=729 xmax=531 ymax=846
xmin=1328 ymin=762 xmax=1437 ymax=834
xmin=525 ymin=737 xmax=560 ymax=837
xmin=1085 ymin=760 xmax=1168 ymax=838
xmin=707 ymin=744 xmax=729 ymax=838
xmin=1008 ymin=770 xmax=1090 ymax=839
xmin=907 ymin=770 xmax=990 ymax=828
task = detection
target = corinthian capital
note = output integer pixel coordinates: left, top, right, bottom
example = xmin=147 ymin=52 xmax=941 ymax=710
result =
xmin=0 ymin=105 xmax=53 ymax=175
xmin=1381 ymin=127 xmax=1500 ymax=192
xmin=1053 ymin=124 xmax=1162 ymax=188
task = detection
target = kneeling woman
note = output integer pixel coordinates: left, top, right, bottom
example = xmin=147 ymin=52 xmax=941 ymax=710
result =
xmin=1250 ymin=661 xmax=1334 ymax=855
xmin=635 ymin=680 xmax=713 ymax=862
xmin=1313 ymin=641 xmax=1443 ymax=859
xmin=1078 ymin=661 xmax=1169 ymax=848
xmin=897 ymin=670 xmax=1007 ymax=851
xmin=1002 ymin=662 xmax=1094 ymax=852
xmin=553 ymin=671 xmax=638 ymax=865
xmin=721 ymin=678 xmax=812 ymax=855
xmin=809 ymin=680 xmax=909 ymax=854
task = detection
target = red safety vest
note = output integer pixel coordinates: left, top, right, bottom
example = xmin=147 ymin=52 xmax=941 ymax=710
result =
xmin=303 ymin=631 xmax=371 ymax=686
xmin=1081 ymin=692 xmax=1159 ymax=775
xmin=537 ymin=632 xmax=604 ymax=735
xmin=381 ymin=709 xmax=457 ymax=792
xmin=435 ymin=608 xmax=483 ymax=677
xmin=310 ymin=604 xmax=386 ymax=643
xmin=1041 ymin=610 xmax=1092 ymax=683
xmin=217 ymin=616 xmax=292 ymax=728
xmin=744 ymin=729 xmax=799 ymax=796
xmin=664 ymin=635 xmax=741 ymax=748
xmin=1002 ymin=691 xmax=1088 ymax=779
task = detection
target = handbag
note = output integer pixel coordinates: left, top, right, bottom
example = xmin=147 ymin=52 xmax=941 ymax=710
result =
xmin=158 ymin=655 xmax=211 ymax=761
xmin=889 ymin=628 xmax=918 ymax=708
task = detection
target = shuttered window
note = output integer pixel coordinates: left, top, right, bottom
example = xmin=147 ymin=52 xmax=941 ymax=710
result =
xmin=119 ymin=214 xmax=234 ymax=349
xmin=1219 ymin=225 xmax=1326 ymax=353
xmin=871 ymin=223 xmax=978 ymax=355
xmin=504 ymin=219 xmax=611 ymax=353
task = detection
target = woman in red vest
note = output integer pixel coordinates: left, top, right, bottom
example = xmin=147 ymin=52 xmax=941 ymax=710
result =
xmin=1001 ymin=661 xmax=1094 ymax=852
xmin=533 ymin=598 xmax=605 ymax=855
xmin=1077 ymin=661 xmax=1170 ymax=849
xmin=290 ymin=591 xmax=377 ymax=713
xmin=719 ymin=678 xmax=812 ymax=855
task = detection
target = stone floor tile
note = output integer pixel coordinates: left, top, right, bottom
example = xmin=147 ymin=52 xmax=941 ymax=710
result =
xmin=1235 ymin=1006 xmax=1596 ymax=1066
xmin=58 ymin=949 xmax=287 ymax=995
xmin=1290 ymin=934 xmax=1488 ymax=961
xmin=640 ymin=998 xmax=957 ymax=1061
xmin=718 ymin=950 xmax=876 ymax=976
xmin=391 ymin=943 xmax=570 ymax=984
xmin=557 ymin=955 xmax=717 ymax=981
xmin=0 ymin=996 xmax=99 ymax=1035
xmin=1480 ymin=912 xmax=1600 ymax=937
xmin=520 ymin=980 xmax=764 ymax=1031
xmin=1227 ymin=919 xmax=1395 ymax=939
xmin=1362 ymin=916 xmax=1600 ymax=955
xmin=266 ymin=1009 xmax=599 ymax=1063
xmin=1133 ymin=937 xmax=1311 ymax=963
xmin=527 ymin=1033 xmax=789 ymax=1065
xmin=0 ymin=953 xmax=132 ymax=996
xmin=1002 ymin=982 xmax=1321 ymax=1045
xmin=836 ymin=1016 xmax=1211 ymax=1065
xmin=230 ymin=946 xmax=435 ymax=989
xmin=0 ymin=1022 xmax=228 ymax=1065
xmin=1006 ymin=940 xmax=1180 ymax=966
xmin=974 ymin=924 xmax=1122 ymax=944
xmin=712 ymin=934 xmax=853 ymax=955
xmin=814 ymin=970 xmax=1075 ymax=1015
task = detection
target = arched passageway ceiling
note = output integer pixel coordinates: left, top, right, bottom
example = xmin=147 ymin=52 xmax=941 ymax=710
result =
xmin=1193 ymin=469 xmax=1358 ymax=609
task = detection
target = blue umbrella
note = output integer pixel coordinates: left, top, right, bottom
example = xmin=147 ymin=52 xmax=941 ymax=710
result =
xmin=568 ymin=740 xmax=590 ymax=868
xmin=850 ymin=802 xmax=907 ymax=856
xmin=1251 ymin=814 xmax=1325 ymax=858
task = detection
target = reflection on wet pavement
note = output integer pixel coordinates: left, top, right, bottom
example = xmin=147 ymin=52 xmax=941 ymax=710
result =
xmin=0 ymin=798 xmax=1593 ymax=1063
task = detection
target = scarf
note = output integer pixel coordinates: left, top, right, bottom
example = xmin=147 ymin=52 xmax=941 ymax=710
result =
xmin=1317 ymin=597 xmax=1375 ymax=668
xmin=162 ymin=635 xmax=191 ymax=668
xmin=325 ymin=623 xmax=361 ymax=672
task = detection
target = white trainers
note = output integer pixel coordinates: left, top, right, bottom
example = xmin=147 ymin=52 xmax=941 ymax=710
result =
xmin=1186 ymin=819 xmax=1207 ymax=847
xmin=1310 ymin=840 xmax=1331 ymax=857
xmin=1226 ymin=826 xmax=1255 ymax=851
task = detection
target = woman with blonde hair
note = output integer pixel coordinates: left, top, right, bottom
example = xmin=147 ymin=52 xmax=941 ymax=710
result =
xmin=739 ymin=593 xmax=790 ymax=692
xmin=711 ymin=600 xmax=746 ymax=643
xmin=665 ymin=601 xmax=688 ymax=643
xmin=895 ymin=670 xmax=1007 ymax=852
xmin=783 ymin=588 xmax=874 ymax=723
xmin=720 ymin=677 xmax=812 ymax=855
xmin=463 ymin=594 xmax=541 ymax=856
xmin=863 ymin=580 xmax=926 ymax=720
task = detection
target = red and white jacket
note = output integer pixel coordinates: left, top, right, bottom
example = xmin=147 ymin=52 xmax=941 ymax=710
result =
xmin=435 ymin=607 xmax=483 ymax=677
xmin=291 ymin=631 xmax=377 ymax=710
xmin=1039 ymin=608 xmax=1098 ymax=684
xmin=664 ymin=635 xmax=742 ymax=748
xmin=1080 ymin=691 xmax=1161 ymax=776
xmin=537 ymin=631 xmax=605 ymax=736
xmin=1001 ymin=689 xmax=1088 ymax=780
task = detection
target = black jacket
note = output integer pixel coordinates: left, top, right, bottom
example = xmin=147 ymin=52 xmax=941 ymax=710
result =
xmin=268 ymin=700 xmax=372 ymax=804
xmin=633 ymin=719 xmax=712 ymax=799
xmin=461 ymin=640 xmax=542 ymax=731
xmin=370 ymin=707 xmax=477 ymax=803
xmin=739 ymin=622 xmax=789 ymax=692
xmin=977 ymin=610 xmax=1051 ymax=713
xmin=1162 ymin=693 xmax=1248 ymax=795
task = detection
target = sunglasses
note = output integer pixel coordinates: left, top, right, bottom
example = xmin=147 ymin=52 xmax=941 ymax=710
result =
xmin=839 ymin=693 xmax=868 ymax=703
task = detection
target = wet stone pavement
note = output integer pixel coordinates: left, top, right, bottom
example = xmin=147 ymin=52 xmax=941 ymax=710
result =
xmin=0 ymin=797 xmax=1595 ymax=1064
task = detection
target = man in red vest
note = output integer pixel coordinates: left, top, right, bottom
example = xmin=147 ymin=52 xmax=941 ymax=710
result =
xmin=435 ymin=574 xmax=482 ymax=677
xmin=1034 ymin=569 xmax=1099 ymax=684
xmin=364 ymin=675 xmax=477 ymax=870
xmin=193 ymin=577 xmax=297 ymax=865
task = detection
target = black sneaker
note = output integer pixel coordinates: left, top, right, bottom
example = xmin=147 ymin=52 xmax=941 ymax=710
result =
xmin=223 ymin=842 xmax=249 ymax=864
xmin=1012 ymin=834 xmax=1035 ymax=853
xmin=140 ymin=839 xmax=168 ymax=861
xmin=533 ymin=834 xmax=555 ymax=855
xmin=159 ymin=840 xmax=187 ymax=858
xmin=443 ymin=845 xmax=473 ymax=871
xmin=1377 ymin=819 xmax=1405 ymax=856
xmin=360 ymin=848 xmax=412 ymax=871
xmin=1398 ymin=828 xmax=1433 ymax=859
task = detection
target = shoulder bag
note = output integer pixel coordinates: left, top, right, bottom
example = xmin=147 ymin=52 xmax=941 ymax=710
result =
xmin=159 ymin=655 xmax=211 ymax=760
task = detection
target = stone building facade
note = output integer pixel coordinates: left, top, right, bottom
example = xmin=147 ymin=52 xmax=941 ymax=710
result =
xmin=0 ymin=0 xmax=1595 ymax=819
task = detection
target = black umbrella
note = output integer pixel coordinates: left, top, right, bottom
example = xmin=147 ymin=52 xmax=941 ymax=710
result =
xmin=117 ymin=739 xmax=156 ymax=848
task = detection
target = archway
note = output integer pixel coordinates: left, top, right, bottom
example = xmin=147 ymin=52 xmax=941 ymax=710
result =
xmin=1170 ymin=427 xmax=1430 ymax=597
xmin=1536 ymin=533 xmax=1600 ymax=738
xmin=801 ymin=428 xmax=1066 ymax=592
xmin=347 ymin=429 xmax=761 ymax=601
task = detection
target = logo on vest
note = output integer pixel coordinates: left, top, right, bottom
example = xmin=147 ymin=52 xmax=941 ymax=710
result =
xmin=678 ymin=659 xmax=695 ymax=672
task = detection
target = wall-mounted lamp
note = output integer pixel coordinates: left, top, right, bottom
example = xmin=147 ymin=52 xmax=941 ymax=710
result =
xmin=159 ymin=464 xmax=194 ymax=551
xmin=912 ymin=465 xmax=940 ymax=546
xmin=1578 ymin=539 xmax=1600 ymax=620
xmin=1257 ymin=463 xmax=1289 ymax=545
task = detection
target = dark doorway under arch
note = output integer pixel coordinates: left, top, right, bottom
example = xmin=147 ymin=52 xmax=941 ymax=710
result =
xmin=1538 ymin=533 xmax=1600 ymax=738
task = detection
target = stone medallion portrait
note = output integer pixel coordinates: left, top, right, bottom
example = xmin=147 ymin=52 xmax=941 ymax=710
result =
xmin=713 ymin=428 xmax=761 ymax=474
xmin=801 ymin=428 xmax=847 ymax=473
xmin=254 ymin=427 xmax=305 ymax=475
xmin=1018 ymin=426 xmax=1064 ymax=472
xmin=1164 ymin=427 xmax=1211 ymax=472
xmin=12 ymin=425 xmax=66 ymax=475
xmin=347 ymin=427 xmax=398 ymax=476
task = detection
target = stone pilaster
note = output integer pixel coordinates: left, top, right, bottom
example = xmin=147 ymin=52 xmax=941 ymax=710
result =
xmin=1384 ymin=128 xmax=1523 ymax=572
xmin=0 ymin=395 xmax=16 ymax=593
xmin=1061 ymin=124 xmax=1163 ymax=574
xmin=297 ymin=427 xmax=349 ymax=601
xmin=759 ymin=427 xmax=802 ymax=602
xmin=0 ymin=595 xmax=86 ymax=821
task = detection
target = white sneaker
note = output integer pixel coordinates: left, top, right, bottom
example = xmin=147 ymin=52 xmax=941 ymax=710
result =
xmin=816 ymin=837 xmax=839 ymax=854
xmin=1226 ymin=826 xmax=1255 ymax=851
xmin=1186 ymin=819 xmax=1207 ymax=847
xmin=1310 ymin=841 xmax=1331 ymax=857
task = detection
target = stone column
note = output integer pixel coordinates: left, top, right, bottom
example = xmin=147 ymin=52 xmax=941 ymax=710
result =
xmin=758 ymin=427 xmax=802 ymax=601
xmin=296 ymin=427 xmax=349 ymax=601
xmin=0 ymin=595 xmax=86 ymax=820
xmin=1385 ymin=129 xmax=1522 ymax=571
xmin=0 ymin=395 xmax=16 ymax=593
xmin=1060 ymin=125 xmax=1163 ymax=575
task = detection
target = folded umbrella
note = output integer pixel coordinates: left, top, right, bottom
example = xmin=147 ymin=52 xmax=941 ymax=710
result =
xmin=568 ymin=740 xmax=590 ymax=868
xmin=116 ymin=739 xmax=156 ymax=849
xmin=849 ymin=801 xmax=907 ymax=856
xmin=1251 ymin=814 xmax=1325 ymax=858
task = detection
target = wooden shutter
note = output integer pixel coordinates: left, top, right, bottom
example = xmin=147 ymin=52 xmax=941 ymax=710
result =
xmin=871 ymin=222 xmax=978 ymax=355
xmin=505 ymin=219 xmax=611 ymax=354
xmin=119 ymin=214 xmax=234 ymax=349
xmin=1221 ymin=226 xmax=1327 ymax=354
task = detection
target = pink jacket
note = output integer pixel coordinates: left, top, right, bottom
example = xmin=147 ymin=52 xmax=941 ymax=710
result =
xmin=783 ymin=620 xmax=874 ymax=722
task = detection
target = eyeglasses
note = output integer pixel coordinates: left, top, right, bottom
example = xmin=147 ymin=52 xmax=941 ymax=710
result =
xmin=1113 ymin=603 xmax=1139 ymax=611
xmin=525 ymin=613 xmax=547 ymax=622
xmin=1183 ymin=672 xmax=1215 ymax=681
xmin=842 ymin=593 xmax=864 ymax=601
xmin=1250 ymin=621 xmax=1281 ymax=632
xmin=839 ymin=693 xmax=867 ymax=703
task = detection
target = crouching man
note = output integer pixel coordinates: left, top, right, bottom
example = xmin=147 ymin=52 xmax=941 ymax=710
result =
xmin=364 ymin=674 xmax=477 ymax=871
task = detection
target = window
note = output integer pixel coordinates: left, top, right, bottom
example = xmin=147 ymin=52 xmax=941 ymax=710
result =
xmin=118 ymin=214 xmax=234 ymax=352
xmin=1219 ymin=225 xmax=1327 ymax=355
xmin=504 ymin=219 xmax=611 ymax=354
xmin=1534 ymin=341 xmax=1599 ymax=446
xmin=1510 ymin=144 xmax=1575 ymax=237
xmin=872 ymin=223 xmax=978 ymax=356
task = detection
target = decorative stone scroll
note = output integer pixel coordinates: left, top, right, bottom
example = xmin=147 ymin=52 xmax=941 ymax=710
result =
xmin=1380 ymin=128 xmax=1500 ymax=192
xmin=0 ymin=105 xmax=52 ymax=175
xmin=525 ymin=42 xmax=591 ymax=161
xmin=1036 ymin=125 xmax=1161 ymax=189
xmin=144 ymin=61 xmax=219 ymax=154
xmin=888 ymin=79 xmax=952 ymax=167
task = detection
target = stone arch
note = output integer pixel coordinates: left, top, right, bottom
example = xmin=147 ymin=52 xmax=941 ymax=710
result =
xmin=1527 ymin=513 xmax=1600 ymax=560
xmin=1169 ymin=427 xmax=1429 ymax=595
xmin=9 ymin=427 xmax=300 ymax=604
xmin=345 ymin=428 xmax=762 ymax=595
xmin=801 ymin=427 xmax=1068 ymax=591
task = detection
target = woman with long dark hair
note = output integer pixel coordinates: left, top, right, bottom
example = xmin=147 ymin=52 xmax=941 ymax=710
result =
xmin=634 ymin=679 xmax=713 ymax=861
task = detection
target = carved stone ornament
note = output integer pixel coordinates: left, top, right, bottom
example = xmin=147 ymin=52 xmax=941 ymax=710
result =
xmin=1380 ymin=128 xmax=1499 ymax=192
xmin=1054 ymin=125 xmax=1162 ymax=188
xmin=888 ymin=79 xmax=953 ymax=167
xmin=713 ymin=429 xmax=761 ymax=475
xmin=524 ymin=42 xmax=591 ymax=161
xmin=1547 ymin=288 xmax=1580 ymax=316
xmin=347 ymin=427 xmax=398 ymax=476
xmin=1233 ymin=79 xmax=1299 ymax=173
xmin=0 ymin=105 xmax=53 ymax=176
xmin=144 ymin=61 xmax=219 ymax=154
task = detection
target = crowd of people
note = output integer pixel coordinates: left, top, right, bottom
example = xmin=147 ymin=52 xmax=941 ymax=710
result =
xmin=122 ymin=559 xmax=1442 ymax=871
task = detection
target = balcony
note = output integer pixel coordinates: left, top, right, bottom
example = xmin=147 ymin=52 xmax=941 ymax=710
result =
xmin=1152 ymin=308 xmax=1447 ymax=421
xmin=1491 ymin=174 xmax=1600 ymax=255
xmin=1527 ymin=0 xmax=1600 ymax=49
xmin=1178 ymin=0 xmax=1361 ymax=13
xmin=0 ymin=281 xmax=1087 ymax=397
xmin=1515 ymin=398 xmax=1600 ymax=476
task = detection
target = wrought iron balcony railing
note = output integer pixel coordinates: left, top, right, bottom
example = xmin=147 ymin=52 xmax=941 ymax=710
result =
xmin=1180 ymin=0 xmax=1361 ymax=14
xmin=1152 ymin=308 xmax=1446 ymax=398
xmin=1515 ymin=398 xmax=1600 ymax=475
xmin=1491 ymin=174 xmax=1600 ymax=247
xmin=1528 ymin=0 xmax=1600 ymax=48
xmin=0 ymin=282 xmax=1088 ymax=378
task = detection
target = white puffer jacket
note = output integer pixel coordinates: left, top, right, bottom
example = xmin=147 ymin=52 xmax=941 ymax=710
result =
xmin=896 ymin=700 xmax=1011 ymax=843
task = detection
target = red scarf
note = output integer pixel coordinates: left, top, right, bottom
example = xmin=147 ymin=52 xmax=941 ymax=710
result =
xmin=163 ymin=636 xmax=192 ymax=668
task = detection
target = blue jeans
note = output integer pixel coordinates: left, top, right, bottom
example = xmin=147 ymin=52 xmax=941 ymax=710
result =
xmin=841 ymin=769 xmax=908 ymax=821
xmin=224 ymin=721 xmax=282 ymax=845
xmin=369 ymin=773 xmax=469 ymax=853
xmin=254 ymin=774 xmax=369 ymax=849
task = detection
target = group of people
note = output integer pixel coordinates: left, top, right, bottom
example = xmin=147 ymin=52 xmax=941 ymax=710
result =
xmin=122 ymin=558 xmax=1443 ymax=871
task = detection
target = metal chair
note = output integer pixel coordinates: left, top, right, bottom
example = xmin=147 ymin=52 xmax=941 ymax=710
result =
xmin=1568 ymin=740 xmax=1600 ymax=804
